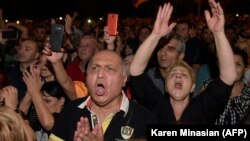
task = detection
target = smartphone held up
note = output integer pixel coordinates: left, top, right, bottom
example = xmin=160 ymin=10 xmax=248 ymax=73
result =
xmin=50 ymin=24 xmax=64 ymax=52
xmin=107 ymin=13 xmax=118 ymax=36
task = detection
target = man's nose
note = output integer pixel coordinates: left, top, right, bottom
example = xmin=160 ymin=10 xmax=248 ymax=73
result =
xmin=160 ymin=49 xmax=168 ymax=56
xmin=97 ymin=68 xmax=105 ymax=78
xmin=176 ymin=73 xmax=181 ymax=78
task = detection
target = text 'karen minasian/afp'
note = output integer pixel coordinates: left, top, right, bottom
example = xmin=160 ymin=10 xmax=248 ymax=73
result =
xmin=146 ymin=125 xmax=250 ymax=140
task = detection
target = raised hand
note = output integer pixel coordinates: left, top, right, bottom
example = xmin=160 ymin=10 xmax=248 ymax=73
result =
xmin=204 ymin=0 xmax=225 ymax=33
xmin=65 ymin=14 xmax=74 ymax=34
xmin=0 ymin=86 xmax=18 ymax=110
xmin=152 ymin=3 xmax=176 ymax=38
xmin=204 ymin=0 xmax=236 ymax=85
xmin=5 ymin=22 xmax=29 ymax=38
xmin=42 ymin=37 xmax=65 ymax=64
xmin=73 ymin=12 xmax=79 ymax=19
xmin=23 ymin=65 xmax=43 ymax=95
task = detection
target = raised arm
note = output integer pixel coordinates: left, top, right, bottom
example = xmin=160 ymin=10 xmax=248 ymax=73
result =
xmin=22 ymin=65 xmax=56 ymax=131
xmin=43 ymin=42 xmax=78 ymax=100
xmin=6 ymin=22 xmax=29 ymax=39
xmin=205 ymin=0 xmax=236 ymax=85
xmin=130 ymin=3 xmax=176 ymax=76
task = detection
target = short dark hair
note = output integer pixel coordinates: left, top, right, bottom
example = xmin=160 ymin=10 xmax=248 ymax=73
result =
xmin=177 ymin=19 xmax=192 ymax=29
xmin=156 ymin=33 xmax=185 ymax=52
xmin=233 ymin=47 xmax=248 ymax=67
xmin=41 ymin=81 xmax=67 ymax=100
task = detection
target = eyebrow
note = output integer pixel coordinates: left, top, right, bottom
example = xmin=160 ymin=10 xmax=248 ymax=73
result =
xmin=167 ymin=46 xmax=176 ymax=48
xmin=163 ymin=45 xmax=177 ymax=50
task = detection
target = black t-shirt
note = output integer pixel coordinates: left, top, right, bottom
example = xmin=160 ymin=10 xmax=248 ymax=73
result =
xmin=50 ymin=97 xmax=156 ymax=141
xmin=131 ymin=74 xmax=233 ymax=124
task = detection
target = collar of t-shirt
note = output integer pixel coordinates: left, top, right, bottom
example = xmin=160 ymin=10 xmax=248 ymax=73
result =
xmin=77 ymin=91 xmax=129 ymax=131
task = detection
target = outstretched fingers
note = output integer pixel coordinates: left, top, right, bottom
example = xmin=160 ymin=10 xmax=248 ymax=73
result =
xmin=164 ymin=3 xmax=172 ymax=22
xmin=217 ymin=2 xmax=224 ymax=15
xmin=204 ymin=10 xmax=211 ymax=23
xmin=161 ymin=3 xmax=167 ymax=19
xmin=155 ymin=5 xmax=162 ymax=25
xmin=208 ymin=0 xmax=223 ymax=15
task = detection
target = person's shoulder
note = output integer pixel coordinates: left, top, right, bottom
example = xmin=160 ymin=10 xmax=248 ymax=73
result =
xmin=130 ymin=68 xmax=154 ymax=80
xmin=62 ymin=97 xmax=88 ymax=112
xmin=146 ymin=67 xmax=154 ymax=73
xmin=146 ymin=67 xmax=157 ymax=75
xmin=4 ymin=61 xmax=19 ymax=71
xmin=67 ymin=97 xmax=88 ymax=105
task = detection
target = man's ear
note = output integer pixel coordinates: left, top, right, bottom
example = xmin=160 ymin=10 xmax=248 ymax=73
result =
xmin=122 ymin=75 xmax=128 ymax=87
xmin=190 ymin=83 xmax=196 ymax=93
xmin=59 ymin=97 xmax=65 ymax=107
xmin=178 ymin=52 xmax=185 ymax=62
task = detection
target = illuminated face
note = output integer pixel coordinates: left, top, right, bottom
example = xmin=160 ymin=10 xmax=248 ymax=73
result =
xmin=34 ymin=27 xmax=47 ymax=42
xmin=176 ymin=23 xmax=190 ymax=41
xmin=157 ymin=39 xmax=181 ymax=69
xmin=86 ymin=51 xmax=127 ymax=106
xmin=17 ymin=40 xmax=39 ymax=64
xmin=139 ymin=28 xmax=150 ymax=43
xmin=77 ymin=36 xmax=97 ymax=61
xmin=39 ymin=55 xmax=53 ymax=78
xmin=40 ymin=65 xmax=52 ymax=78
xmin=166 ymin=66 xmax=194 ymax=101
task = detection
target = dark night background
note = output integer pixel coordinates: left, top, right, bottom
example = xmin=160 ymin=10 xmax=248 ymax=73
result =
xmin=0 ymin=0 xmax=250 ymax=21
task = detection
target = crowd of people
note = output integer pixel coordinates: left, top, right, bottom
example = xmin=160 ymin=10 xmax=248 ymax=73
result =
xmin=0 ymin=0 xmax=250 ymax=140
